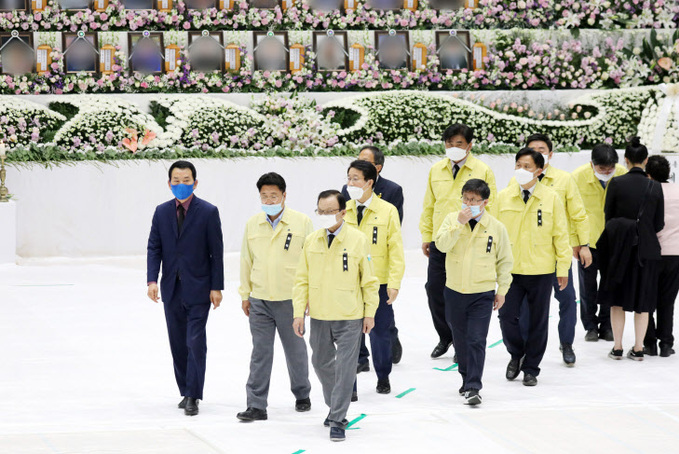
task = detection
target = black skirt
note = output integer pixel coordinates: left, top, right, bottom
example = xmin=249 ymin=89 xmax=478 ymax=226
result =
xmin=602 ymin=246 xmax=659 ymax=313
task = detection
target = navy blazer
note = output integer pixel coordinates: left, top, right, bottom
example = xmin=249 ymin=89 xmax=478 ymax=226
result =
xmin=147 ymin=196 xmax=224 ymax=305
xmin=341 ymin=175 xmax=404 ymax=223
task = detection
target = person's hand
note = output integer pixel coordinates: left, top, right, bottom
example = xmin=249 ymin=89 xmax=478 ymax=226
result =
xmin=387 ymin=288 xmax=399 ymax=305
xmin=242 ymin=300 xmax=250 ymax=316
xmin=493 ymin=294 xmax=505 ymax=311
xmin=421 ymin=242 xmax=431 ymax=257
xmin=578 ymin=246 xmax=593 ymax=268
xmin=363 ymin=317 xmax=375 ymax=334
xmin=557 ymin=276 xmax=568 ymax=291
xmin=572 ymin=246 xmax=581 ymax=260
xmin=293 ymin=317 xmax=305 ymax=337
xmin=147 ymin=283 xmax=160 ymax=303
xmin=457 ymin=206 xmax=473 ymax=225
xmin=210 ymin=290 xmax=223 ymax=309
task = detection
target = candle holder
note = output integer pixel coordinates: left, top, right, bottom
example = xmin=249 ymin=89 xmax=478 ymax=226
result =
xmin=0 ymin=155 xmax=8 ymax=203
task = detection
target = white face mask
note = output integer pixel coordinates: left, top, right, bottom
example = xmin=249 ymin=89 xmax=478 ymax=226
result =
xmin=346 ymin=184 xmax=366 ymax=201
xmin=514 ymin=167 xmax=536 ymax=186
xmin=316 ymin=213 xmax=339 ymax=230
xmin=542 ymin=153 xmax=550 ymax=166
xmin=594 ymin=171 xmax=614 ymax=182
xmin=446 ymin=146 xmax=468 ymax=162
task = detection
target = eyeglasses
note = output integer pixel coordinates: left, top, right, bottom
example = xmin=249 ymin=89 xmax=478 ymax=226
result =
xmin=461 ymin=197 xmax=484 ymax=205
xmin=315 ymin=209 xmax=340 ymax=215
xmin=260 ymin=195 xmax=282 ymax=203
xmin=347 ymin=177 xmax=365 ymax=184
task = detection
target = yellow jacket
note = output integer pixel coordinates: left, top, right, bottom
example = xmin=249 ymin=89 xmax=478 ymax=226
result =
xmin=571 ymin=163 xmax=628 ymax=246
xmin=239 ymin=208 xmax=314 ymax=301
xmin=293 ymin=224 xmax=380 ymax=321
xmin=345 ymin=197 xmax=405 ymax=289
xmin=493 ymin=181 xmax=571 ymax=277
xmin=435 ymin=211 xmax=514 ymax=296
xmin=510 ymin=165 xmax=590 ymax=247
xmin=420 ymin=154 xmax=497 ymax=243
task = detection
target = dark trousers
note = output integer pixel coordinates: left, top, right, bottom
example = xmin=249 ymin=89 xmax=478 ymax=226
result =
xmin=426 ymin=242 xmax=453 ymax=345
xmin=367 ymin=285 xmax=394 ymax=380
xmin=358 ymin=310 xmax=398 ymax=365
xmin=163 ymin=279 xmax=211 ymax=400
xmin=499 ymin=274 xmax=553 ymax=377
xmin=519 ymin=266 xmax=576 ymax=345
xmin=444 ymin=287 xmax=494 ymax=391
xmin=578 ymin=248 xmax=610 ymax=332
xmin=645 ymin=256 xmax=679 ymax=349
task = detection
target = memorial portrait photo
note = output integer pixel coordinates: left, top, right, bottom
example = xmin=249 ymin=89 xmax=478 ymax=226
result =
xmin=253 ymin=32 xmax=288 ymax=72
xmin=0 ymin=34 xmax=33 ymax=76
xmin=436 ymin=30 xmax=470 ymax=71
xmin=63 ymin=33 xmax=98 ymax=74
xmin=313 ymin=31 xmax=348 ymax=71
xmin=376 ymin=31 xmax=409 ymax=70
xmin=188 ymin=32 xmax=224 ymax=73
xmin=128 ymin=32 xmax=164 ymax=74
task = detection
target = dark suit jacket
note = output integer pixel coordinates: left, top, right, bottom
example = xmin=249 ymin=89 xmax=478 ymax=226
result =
xmin=603 ymin=167 xmax=664 ymax=261
xmin=147 ymin=196 xmax=224 ymax=305
xmin=342 ymin=175 xmax=404 ymax=224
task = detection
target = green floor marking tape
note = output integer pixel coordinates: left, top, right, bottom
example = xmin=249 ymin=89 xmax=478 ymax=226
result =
xmin=347 ymin=413 xmax=367 ymax=428
xmin=576 ymin=299 xmax=580 ymax=304
xmin=488 ymin=339 xmax=504 ymax=348
xmin=291 ymin=451 xmax=305 ymax=454
xmin=395 ymin=388 xmax=416 ymax=398
xmin=433 ymin=363 xmax=458 ymax=371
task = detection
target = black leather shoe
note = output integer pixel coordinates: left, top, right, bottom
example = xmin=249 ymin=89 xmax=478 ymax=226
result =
xmin=458 ymin=386 xmax=465 ymax=396
xmin=237 ymin=407 xmax=268 ymax=422
xmin=178 ymin=397 xmax=188 ymax=409
xmin=184 ymin=397 xmax=199 ymax=416
xmin=330 ymin=427 xmax=346 ymax=442
xmin=295 ymin=398 xmax=311 ymax=412
xmin=522 ymin=373 xmax=537 ymax=386
xmin=660 ymin=346 xmax=675 ymax=357
xmin=351 ymin=391 xmax=358 ymax=402
xmin=376 ymin=378 xmax=391 ymax=394
xmin=600 ymin=329 xmax=614 ymax=342
xmin=643 ymin=344 xmax=658 ymax=356
xmin=560 ymin=343 xmax=576 ymax=367
xmin=453 ymin=353 xmax=458 ymax=364
xmin=585 ymin=329 xmax=599 ymax=342
xmin=431 ymin=342 xmax=452 ymax=358
xmin=505 ymin=356 xmax=523 ymax=381
xmin=357 ymin=362 xmax=370 ymax=374
xmin=392 ymin=336 xmax=403 ymax=364
xmin=464 ymin=389 xmax=482 ymax=406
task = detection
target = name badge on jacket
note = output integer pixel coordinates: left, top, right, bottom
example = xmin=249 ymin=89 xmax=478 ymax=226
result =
xmin=537 ymin=209 xmax=542 ymax=227
xmin=284 ymin=233 xmax=292 ymax=251
xmin=486 ymin=236 xmax=493 ymax=253
xmin=372 ymin=226 xmax=378 ymax=244
xmin=343 ymin=252 xmax=348 ymax=272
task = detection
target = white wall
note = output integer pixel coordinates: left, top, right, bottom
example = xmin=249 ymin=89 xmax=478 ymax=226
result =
xmin=5 ymin=150 xmax=609 ymax=258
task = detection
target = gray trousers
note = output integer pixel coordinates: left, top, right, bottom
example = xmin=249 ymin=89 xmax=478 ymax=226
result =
xmin=246 ymin=298 xmax=311 ymax=410
xmin=309 ymin=318 xmax=363 ymax=429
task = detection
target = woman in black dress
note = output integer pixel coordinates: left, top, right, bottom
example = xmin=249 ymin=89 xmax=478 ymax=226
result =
xmin=597 ymin=137 xmax=664 ymax=361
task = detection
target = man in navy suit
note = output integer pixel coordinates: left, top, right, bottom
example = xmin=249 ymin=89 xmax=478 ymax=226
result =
xmin=147 ymin=160 xmax=224 ymax=416
xmin=341 ymin=146 xmax=404 ymax=382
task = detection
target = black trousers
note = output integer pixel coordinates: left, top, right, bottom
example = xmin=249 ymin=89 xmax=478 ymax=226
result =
xmin=445 ymin=288 xmax=494 ymax=391
xmin=499 ymin=274 xmax=553 ymax=377
xmin=426 ymin=242 xmax=453 ymax=346
xmin=645 ymin=256 xmax=679 ymax=349
xmin=578 ymin=248 xmax=611 ymax=332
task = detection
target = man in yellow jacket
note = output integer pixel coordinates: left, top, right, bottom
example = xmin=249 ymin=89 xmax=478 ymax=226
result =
xmin=493 ymin=148 xmax=571 ymax=387
xmin=518 ymin=134 xmax=591 ymax=367
xmin=419 ymin=123 xmax=498 ymax=359
xmin=293 ymin=190 xmax=379 ymax=443
xmin=237 ymin=172 xmax=313 ymax=422
xmin=344 ymin=160 xmax=405 ymax=396
xmin=572 ymin=144 xmax=628 ymax=342
xmin=435 ymin=179 xmax=513 ymax=406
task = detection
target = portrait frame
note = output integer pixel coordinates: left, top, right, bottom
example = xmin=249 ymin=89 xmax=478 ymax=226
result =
xmin=252 ymin=31 xmax=289 ymax=72
xmin=309 ymin=0 xmax=343 ymax=12
xmin=184 ymin=0 xmax=217 ymax=8
xmin=0 ymin=0 xmax=29 ymax=12
xmin=57 ymin=0 xmax=93 ymax=10
xmin=312 ymin=30 xmax=348 ymax=72
xmin=429 ymin=0 xmax=463 ymax=10
xmin=374 ymin=30 xmax=410 ymax=71
xmin=435 ymin=30 xmax=471 ymax=72
xmin=249 ymin=0 xmax=280 ymax=8
xmin=367 ymin=0 xmax=401 ymax=11
xmin=121 ymin=0 xmax=156 ymax=9
xmin=187 ymin=30 xmax=225 ymax=74
xmin=0 ymin=31 xmax=35 ymax=76
xmin=62 ymin=31 xmax=99 ymax=75
xmin=127 ymin=31 xmax=165 ymax=75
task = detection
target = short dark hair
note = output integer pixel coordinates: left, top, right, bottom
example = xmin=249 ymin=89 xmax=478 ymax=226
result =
xmin=348 ymin=159 xmax=377 ymax=187
xmin=591 ymin=144 xmax=619 ymax=167
xmin=168 ymin=160 xmax=196 ymax=181
xmin=646 ymin=155 xmax=671 ymax=183
xmin=625 ymin=136 xmax=648 ymax=164
xmin=360 ymin=146 xmax=385 ymax=168
xmin=256 ymin=172 xmax=286 ymax=193
xmin=317 ymin=189 xmax=346 ymax=211
xmin=461 ymin=178 xmax=491 ymax=200
xmin=515 ymin=147 xmax=545 ymax=168
xmin=526 ymin=133 xmax=553 ymax=152
xmin=442 ymin=123 xmax=474 ymax=144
